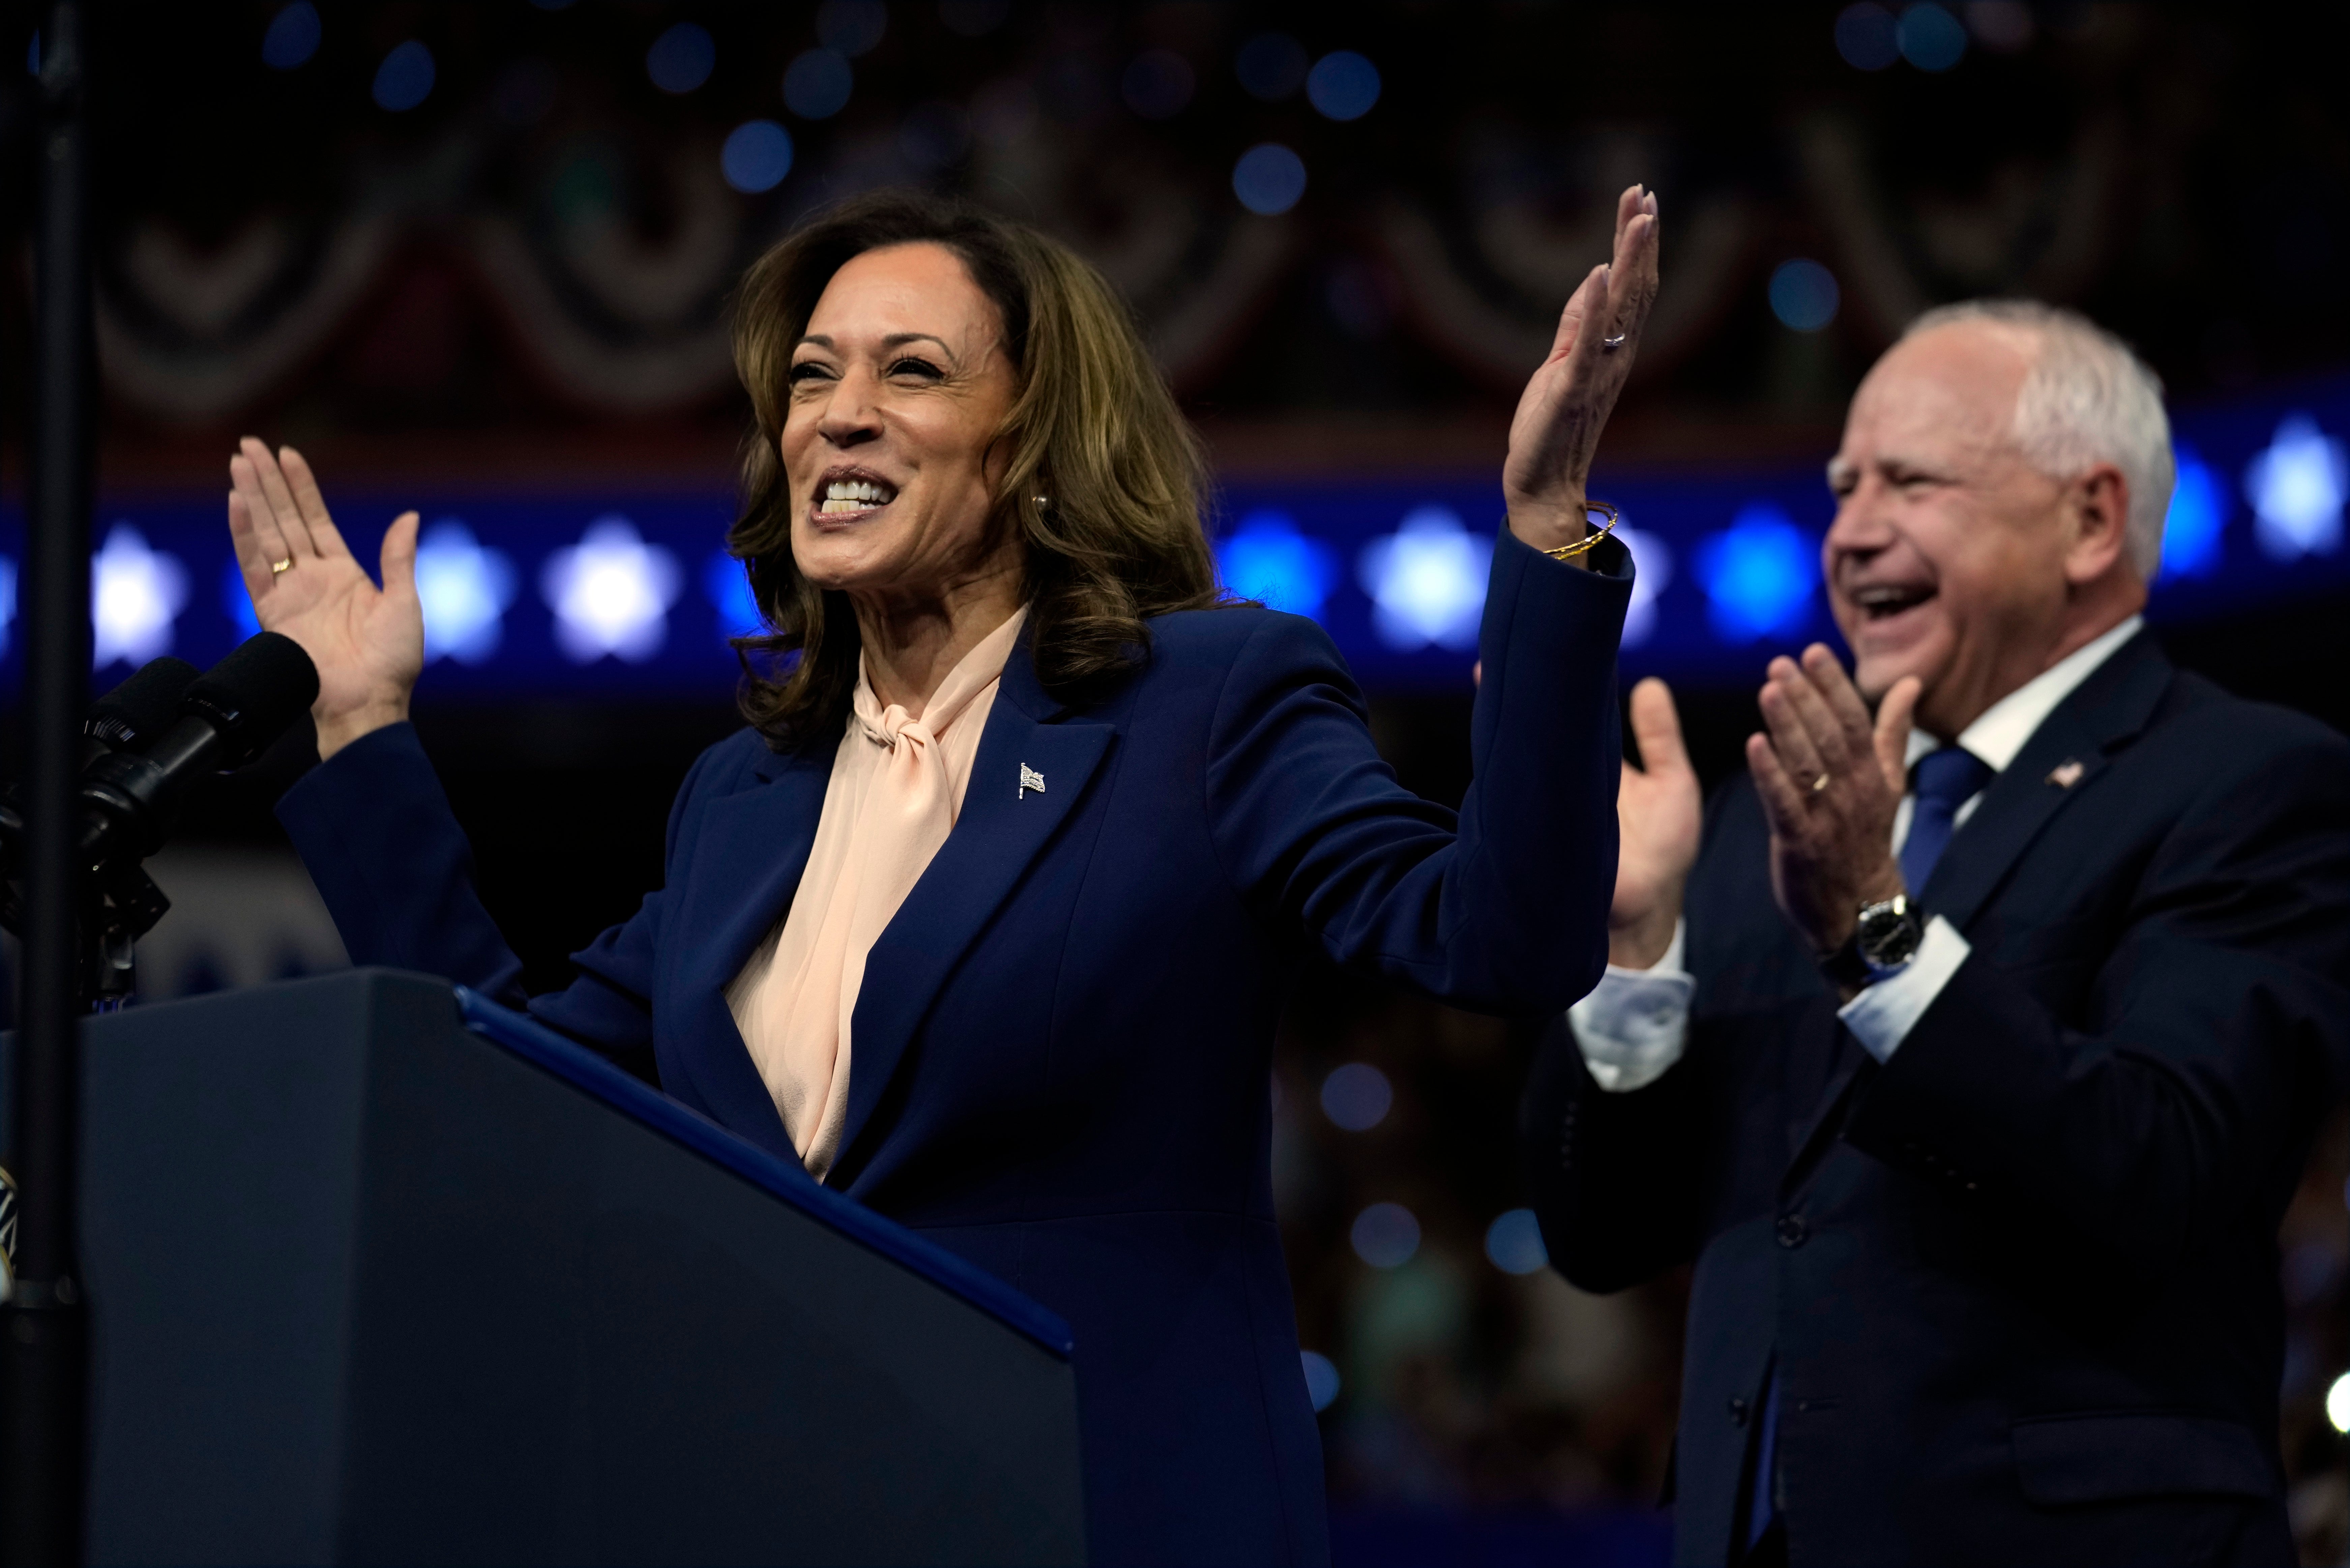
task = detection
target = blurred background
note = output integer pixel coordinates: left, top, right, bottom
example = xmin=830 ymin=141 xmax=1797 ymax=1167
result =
xmin=1 ymin=2 xmax=2346 ymax=1562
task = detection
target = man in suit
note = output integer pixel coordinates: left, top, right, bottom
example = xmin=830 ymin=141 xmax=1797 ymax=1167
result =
xmin=1523 ymin=299 xmax=2350 ymax=1566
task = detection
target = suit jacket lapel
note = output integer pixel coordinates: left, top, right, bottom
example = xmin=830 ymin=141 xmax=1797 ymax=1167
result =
xmin=668 ymin=733 xmax=837 ymax=1163
xmin=1924 ymin=631 xmax=2174 ymax=933
xmin=832 ymin=640 xmax=1116 ymax=1175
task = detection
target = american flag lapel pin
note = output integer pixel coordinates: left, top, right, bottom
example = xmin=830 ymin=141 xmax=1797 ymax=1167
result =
xmin=2046 ymin=759 xmax=2085 ymax=789
xmin=1019 ymin=764 xmax=1046 ymax=800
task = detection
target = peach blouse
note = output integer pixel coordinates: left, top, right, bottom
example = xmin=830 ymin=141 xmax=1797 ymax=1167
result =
xmin=725 ymin=608 xmax=1028 ymax=1182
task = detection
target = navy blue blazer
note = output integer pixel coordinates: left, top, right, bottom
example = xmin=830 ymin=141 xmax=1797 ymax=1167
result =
xmin=281 ymin=529 xmax=1632 ymax=1566
xmin=1524 ymin=631 xmax=2350 ymax=1567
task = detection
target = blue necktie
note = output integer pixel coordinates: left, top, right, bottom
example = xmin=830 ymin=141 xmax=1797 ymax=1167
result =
xmin=1743 ymin=747 xmax=1995 ymax=1554
xmin=1898 ymin=746 xmax=1995 ymax=896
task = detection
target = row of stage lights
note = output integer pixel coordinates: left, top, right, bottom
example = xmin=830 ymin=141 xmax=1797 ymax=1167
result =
xmin=0 ymin=406 xmax=2336 ymax=678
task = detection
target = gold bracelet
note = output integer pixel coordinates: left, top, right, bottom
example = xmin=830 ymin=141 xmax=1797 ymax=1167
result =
xmin=1542 ymin=500 xmax=1621 ymax=562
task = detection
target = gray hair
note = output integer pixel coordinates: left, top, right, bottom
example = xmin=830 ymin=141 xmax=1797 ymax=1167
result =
xmin=1903 ymin=299 xmax=2174 ymax=578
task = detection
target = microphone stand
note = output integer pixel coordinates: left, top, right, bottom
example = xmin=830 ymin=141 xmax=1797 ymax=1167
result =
xmin=3 ymin=1 xmax=95 ymax=1561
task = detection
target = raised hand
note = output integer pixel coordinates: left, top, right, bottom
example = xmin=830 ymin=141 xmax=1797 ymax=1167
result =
xmin=227 ymin=438 xmax=423 ymax=759
xmin=1503 ymin=184 xmax=1662 ymax=554
xmin=1747 ymin=644 xmax=1921 ymax=957
xmin=1610 ymin=677 xmax=1702 ymax=969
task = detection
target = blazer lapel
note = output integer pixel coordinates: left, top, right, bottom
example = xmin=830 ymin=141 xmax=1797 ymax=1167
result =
xmin=667 ymin=734 xmax=837 ymax=1161
xmin=832 ymin=641 xmax=1116 ymax=1174
xmin=1923 ymin=631 xmax=2174 ymax=933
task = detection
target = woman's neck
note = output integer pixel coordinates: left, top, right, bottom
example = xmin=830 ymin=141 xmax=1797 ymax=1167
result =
xmin=850 ymin=563 xmax=1025 ymax=720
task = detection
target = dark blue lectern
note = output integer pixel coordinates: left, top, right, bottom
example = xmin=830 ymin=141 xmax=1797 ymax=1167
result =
xmin=1 ymin=969 xmax=1086 ymax=1565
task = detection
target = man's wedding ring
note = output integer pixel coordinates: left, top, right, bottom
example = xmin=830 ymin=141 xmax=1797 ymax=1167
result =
xmin=1601 ymin=332 xmax=1628 ymax=351
xmin=270 ymin=558 xmax=293 ymax=575
xmin=1811 ymin=772 xmax=1831 ymax=794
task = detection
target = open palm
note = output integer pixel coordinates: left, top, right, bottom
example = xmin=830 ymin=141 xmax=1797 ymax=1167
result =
xmin=1611 ymin=677 xmax=1702 ymax=969
xmin=227 ymin=438 xmax=423 ymax=757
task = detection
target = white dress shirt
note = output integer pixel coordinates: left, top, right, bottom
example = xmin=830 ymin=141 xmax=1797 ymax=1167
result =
xmin=1571 ymin=616 xmax=2144 ymax=1090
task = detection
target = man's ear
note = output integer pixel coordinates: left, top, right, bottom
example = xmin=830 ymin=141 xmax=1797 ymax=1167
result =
xmin=2062 ymin=463 xmax=2132 ymax=585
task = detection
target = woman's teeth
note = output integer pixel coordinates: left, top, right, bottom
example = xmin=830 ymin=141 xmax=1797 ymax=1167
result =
xmin=819 ymin=479 xmax=895 ymax=514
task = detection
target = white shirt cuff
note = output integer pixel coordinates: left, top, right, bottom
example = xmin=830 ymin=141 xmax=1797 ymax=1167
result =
xmin=1567 ymin=920 xmax=1694 ymax=1093
xmin=1838 ymin=915 xmax=1970 ymax=1063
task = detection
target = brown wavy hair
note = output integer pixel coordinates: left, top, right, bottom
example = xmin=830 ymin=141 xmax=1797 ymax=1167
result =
xmin=725 ymin=189 xmax=1220 ymax=749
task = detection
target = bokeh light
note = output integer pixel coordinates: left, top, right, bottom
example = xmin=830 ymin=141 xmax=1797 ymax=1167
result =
xmin=415 ymin=521 xmax=517 ymax=665
xmin=1300 ymin=1351 xmax=1342 ymax=1413
xmin=1897 ymin=4 xmax=1969 ymax=71
xmin=2245 ymin=414 xmax=2347 ymax=561
xmin=1693 ymin=505 xmax=1817 ymax=642
xmin=1122 ymin=50 xmax=1195 ymax=120
xmin=1233 ymin=143 xmax=1308 ymax=216
xmin=540 ymin=516 xmax=682 ymax=664
xmin=91 ymin=524 xmax=188 ymax=670
xmin=646 ymin=22 xmax=715 ymax=95
xmin=784 ymin=49 xmax=853 ymax=119
xmin=1834 ymin=3 xmax=1900 ymax=69
xmin=1350 ymin=1203 xmax=1421 ymax=1269
xmin=1320 ymin=1064 xmax=1393 ymax=1132
xmin=261 ymin=3 xmax=321 ymax=71
xmin=1358 ymin=506 xmax=1490 ymax=652
xmin=816 ymin=0 xmax=888 ymax=57
xmin=1217 ymin=511 xmax=1336 ymax=620
xmin=1235 ymin=33 xmax=1309 ymax=101
xmin=1769 ymin=259 xmax=1840 ymax=332
xmin=2329 ymin=1372 xmax=2350 ymax=1435
xmin=2160 ymin=448 xmax=2226 ymax=579
xmin=1306 ymin=51 xmax=1381 ymax=121
xmin=1484 ymin=1209 xmax=1549 ymax=1275
xmin=722 ymin=120 xmax=793 ymax=193
xmin=0 ymin=556 xmax=17 ymax=658
xmin=706 ymin=552 xmax=764 ymax=639
xmin=372 ymin=40 xmax=435 ymax=112
xmin=1614 ymin=524 xmax=1674 ymax=648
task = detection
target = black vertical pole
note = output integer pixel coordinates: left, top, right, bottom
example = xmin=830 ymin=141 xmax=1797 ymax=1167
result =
xmin=1 ymin=2 xmax=92 ymax=1563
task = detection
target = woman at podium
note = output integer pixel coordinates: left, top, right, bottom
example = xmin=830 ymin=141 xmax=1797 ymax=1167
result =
xmin=224 ymin=186 xmax=1656 ymax=1566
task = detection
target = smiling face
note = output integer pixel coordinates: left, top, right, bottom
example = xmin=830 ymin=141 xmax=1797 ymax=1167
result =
xmin=1824 ymin=322 xmax=2132 ymax=738
xmin=782 ymin=241 xmax=1022 ymax=610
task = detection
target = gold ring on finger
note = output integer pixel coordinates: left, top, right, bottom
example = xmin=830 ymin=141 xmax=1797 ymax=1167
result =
xmin=270 ymin=558 xmax=293 ymax=575
xmin=1811 ymin=772 xmax=1830 ymax=794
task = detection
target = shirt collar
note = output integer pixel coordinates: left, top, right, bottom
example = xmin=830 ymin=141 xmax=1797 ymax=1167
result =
xmin=1903 ymin=614 xmax=2145 ymax=774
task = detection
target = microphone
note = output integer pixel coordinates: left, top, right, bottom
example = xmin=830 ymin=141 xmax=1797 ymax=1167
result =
xmin=75 ymin=633 xmax=320 ymax=870
xmin=84 ymin=656 xmax=201 ymax=757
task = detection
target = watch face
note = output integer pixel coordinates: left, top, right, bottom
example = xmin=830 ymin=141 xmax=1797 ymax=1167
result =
xmin=1856 ymin=899 xmax=1922 ymax=968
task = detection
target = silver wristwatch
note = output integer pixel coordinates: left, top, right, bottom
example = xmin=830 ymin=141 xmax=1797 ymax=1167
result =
xmin=1853 ymin=892 xmax=1925 ymax=978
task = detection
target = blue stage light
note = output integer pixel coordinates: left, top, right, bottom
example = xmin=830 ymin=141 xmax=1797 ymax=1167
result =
xmin=1693 ymin=506 xmax=1818 ymax=643
xmin=92 ymin=524 xmax=189 ymax=670
xmin=416 ymin=521 xmax=518 ymax=665
xmin=1300 ymin=1351 xmax=1342 ymax=1412
xmin=1834 ymin=3 xmax=1900 ymax=69
xmin=722 ymin=120 xmax=794 ymax=193
xmin=372 ymin=40 xmax=435 ymax=112
xmin=1358 ymin=506 xmax=1489 ymax=651
xmin=1233 ymin=143 xmax=1308 ymax=216
xmin=1235 ymin=33 xmax=1309 ymax=101
xmin=1769 ymin=259 xmax=1840 ymax=332
xmin=1306 ymin=51 xmax=1380 ymax=122
xmin=0 ymin=554 xmax=15 ymax=658
xmin=2246 ymin=414 xmax=2347 ymax=561
xmin=262 ymin=3 xmax=321 ymax=71
xmin=706 ymin=551 xmax=764 ymax=638
xmin=1217 ymin=510 xmax=1337 ymax=620
xmin=1898 ymin=3 xmax=1969 ymax=71
xmin=222 ymin=559 xmax=261 ymax=641
xmin=1350 ymin=1203 xmax=1421 ymax=1270
xmin=1484 ymin=1209 xmax=1549 ymax=1276
xmin=1614 ymin=524 xmax=1674 ymax=648
xmin=1320 ymin=1064 xmax=1393 ymax=1132
xmin=646 ymin=22 xmax=715 ymax=95
xmin=2160 ymin=448 xmax=2226 ymax=579
xmin=784 ymin=49 xmax=853 ymax=119
xmin=541 ymin=517 xmax=682 ymax=664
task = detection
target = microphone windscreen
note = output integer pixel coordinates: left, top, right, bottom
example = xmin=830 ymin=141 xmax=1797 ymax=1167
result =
xmin=88 ymin=657 xmax=201 ymax=751
xmin=181 ymin=633 xmax=322 ymax=766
